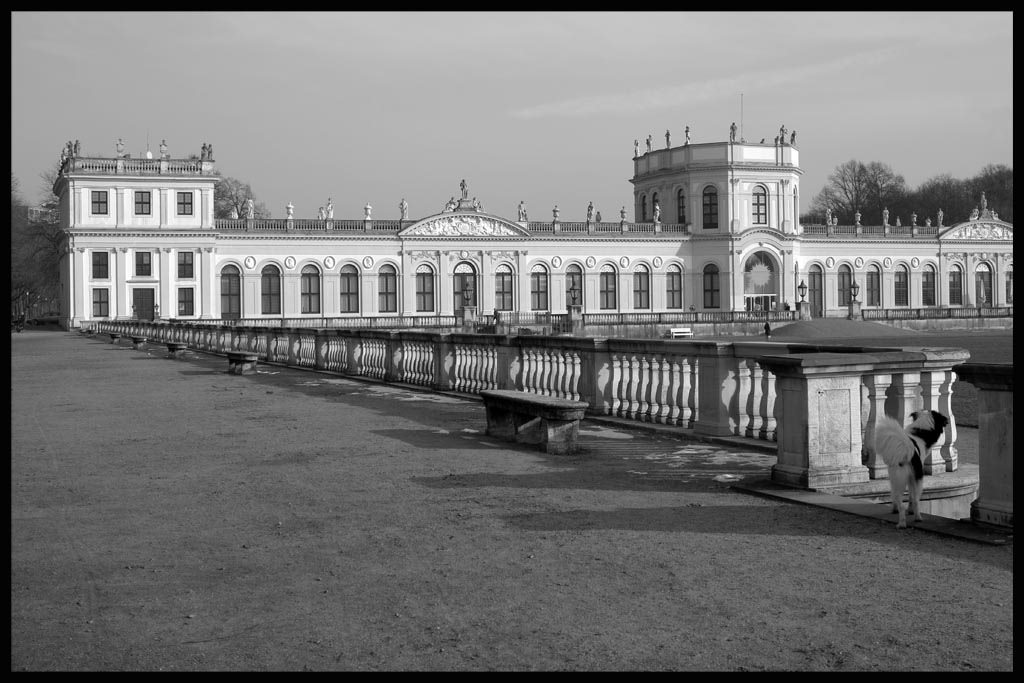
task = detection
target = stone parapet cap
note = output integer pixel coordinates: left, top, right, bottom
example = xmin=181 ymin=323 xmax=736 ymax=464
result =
xmin=757 ymin=349 xmax=968 ymax=376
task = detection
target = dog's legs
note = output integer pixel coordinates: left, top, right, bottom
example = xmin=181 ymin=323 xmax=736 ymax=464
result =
xmin=908 ymin=475 xmax=924 ymax=525
xmin=889 ymin=467 xmax=907 ymax=528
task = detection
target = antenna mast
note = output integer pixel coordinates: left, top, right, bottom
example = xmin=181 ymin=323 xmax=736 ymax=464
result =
xmin=740 ymin=94 xmax=744 ymax=142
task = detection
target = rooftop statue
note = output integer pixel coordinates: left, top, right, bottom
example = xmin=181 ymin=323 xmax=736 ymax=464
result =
xmin=116 ymin=138 xmax=125 ymax=157
xmin=286 ymin=202 xmax=294 ymax=219
xmin=460 ymin=179 xmax=468 ymax=200
xmin=684 ymin=126 xmax=690 ymax=145
xmin=665 ymin=129 xmax=671 ymax=148
xmin=646 ymin=135 xmax=652 ymax=153
xmin=730 ymin=122 xmax=737 ymax=142
xmin=518 ymin=201 xmax=527 ymax=221
xmin=326 ymin=198 xmax=334 ymax=219
xmin=317 ymin=206 xmax=325 ymax=220
xmin=937 ymin=208 xmax=944 ymax=226
xmin=634 ymin=139 xmax=639 ymax=157
xmin=400 ymin=198 xmax=408 ymax=220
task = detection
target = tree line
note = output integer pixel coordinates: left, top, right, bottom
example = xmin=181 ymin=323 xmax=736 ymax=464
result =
xmin=803 ymin=161 xmax=1012 ymax=227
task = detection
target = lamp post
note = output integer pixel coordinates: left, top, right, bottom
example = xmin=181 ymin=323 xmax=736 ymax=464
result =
xmin=848 ymin=280 xmax=862 ymax=320
xmin=797 ymin=280 xmax=810 ymax=320
xmin=568 ymin=284 xmax=583 ymax=334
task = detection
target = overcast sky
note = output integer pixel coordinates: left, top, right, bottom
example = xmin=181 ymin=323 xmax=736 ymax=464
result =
xmin=11 ymin=11 xmax=1013 ymax=222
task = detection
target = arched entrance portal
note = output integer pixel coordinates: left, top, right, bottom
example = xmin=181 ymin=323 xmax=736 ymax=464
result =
xmin=743 ymin=251 xmax=779 ymax=312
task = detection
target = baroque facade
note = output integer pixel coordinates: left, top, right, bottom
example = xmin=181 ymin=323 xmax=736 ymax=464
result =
xmin=54 ymin=137 xmax=1013 ymax=329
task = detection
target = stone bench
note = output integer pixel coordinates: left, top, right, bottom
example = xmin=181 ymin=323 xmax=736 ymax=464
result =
xmin=130 ymin=336 xmax=147 ymax=350
xmin=108 ymin=333 xmax=122 ymax=343
xmin=479 ymin=389 xmax=590 ymax=455
xmin=226 ymin=351 xmax=259 ymax=375
xmin=166 ymin=341 xmax=188 ymax=358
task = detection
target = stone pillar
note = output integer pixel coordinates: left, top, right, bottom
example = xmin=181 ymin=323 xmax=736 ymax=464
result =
xmin=797 ymin=300 xmax=812 ymax=321
xmin=955 ymin=363 xmax=1013 ymax=529
xmin=847 ymin=299 xmax=862 ymax=320
xmin=460 ymin=305 xmax=477 ymax=332
xmin=860 ymin=372 xmax=893 ymax=479
xmin=568 ymin=304 xmax=584 ymax=335
xmin=758 ymin=353 xmax=871 ymax=489
xmin=693 ymin=343 xmax=738 ymax=437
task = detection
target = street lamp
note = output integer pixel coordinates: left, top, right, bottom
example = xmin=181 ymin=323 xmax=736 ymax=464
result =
xmin=798 ymin=280 xmax=807 ymax=302
xmin=850 ymin=280 xmax=860 ymax=303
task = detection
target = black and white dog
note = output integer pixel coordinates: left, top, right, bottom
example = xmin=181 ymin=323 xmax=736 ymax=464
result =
xmin=872 ymin=410 xmax=949 ymax=528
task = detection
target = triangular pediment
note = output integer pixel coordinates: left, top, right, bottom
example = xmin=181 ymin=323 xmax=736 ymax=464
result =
xmin=939 ymin=220 xmax=1013 ymax=241
xmin=399 ymin=212 xmax=530 ymax=238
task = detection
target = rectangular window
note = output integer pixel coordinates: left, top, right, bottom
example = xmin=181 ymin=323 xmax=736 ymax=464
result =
xmin=415 ymin=272 xmax=434 ymax=312
xmin=530 ymin=272 xmax=548 ymax=311
xmin=838 ymin=270 xmax=852 ymax=306
xmin=702 ymin=191 xmax=719 ymax=229
xmin=134 ymin=191 xmax=151 ymax=216
xmin=895 ymin=270 xmax=909 ymax=306
xmin=91 ymin=190 xmax=108 ymax=215
xmin=135 ymin=251 xmax=152 ymax=277
xmin=633 ymin=272 xmax=650 ymax=309
xmin=752 ymin=191 xmax=767 ymax=224
xmin=176 ymin=192 xmax=193 ymax=216
xmin=703 ymin=271 xmax=720 ymax=308
xmin=867 ymin=270 xmax=880 ymax=307
xmin=301 ymin=274 xmax=321 ymax=314
xmin=666 ymin=271 xmax=682 ymax=309
xmin=339 ymin=272 xmax=358 ymax=314
xmin=92 ymin=288 xmax=109 ymax=317
xmin=92 ymin=251 xmax=109 ymax=279
xmin=599 ymin=272 xmax=617 ymax=310
xmin=495 ymin=273 xmax=514 ymax=311
xmin=949 ymin=270 xmax=963 ymax=305
xmin=177 ymin=251 xmax=194 ymax=279
xmin=178 ymin=288 xmax=194 ymax=316
xmin=378 ymin=273 xmax=397 ymax=313
xmin=922 ymin=270 xmax=936 ymax=306
xmin=262 ymin=273 xmax=282 ymax=315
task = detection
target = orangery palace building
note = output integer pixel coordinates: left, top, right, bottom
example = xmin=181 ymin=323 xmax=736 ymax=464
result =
xmin=54 ymin=134 xmax=1012 ymax=329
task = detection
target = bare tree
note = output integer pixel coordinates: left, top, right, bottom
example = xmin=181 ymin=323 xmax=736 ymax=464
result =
xmin=214 ymin=175 xmax=269 ymax=219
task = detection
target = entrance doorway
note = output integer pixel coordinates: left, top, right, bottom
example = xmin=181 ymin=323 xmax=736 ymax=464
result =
xmin=453 ymin=266 xmax=477 ymax=312
xmin=133 ymin=288 xmax=155 ymax=321
xmin=809 ymin=265 xmax=824 ymax=318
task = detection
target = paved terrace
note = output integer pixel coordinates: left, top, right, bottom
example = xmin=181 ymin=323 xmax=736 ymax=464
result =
xmin=10 ymin=330 xmax=1012 ymax=671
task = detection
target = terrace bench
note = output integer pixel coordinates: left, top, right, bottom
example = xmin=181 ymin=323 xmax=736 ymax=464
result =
xmin=479 ymin=390 xmax=590 ymax=455
xmin=130 ymin=335 xmax=147 ymax=350
xmin=109 ymin=333 xmax=122 ymax=343
xmin=166 ymin=341 xmax=188 ymax=358
xmin=226 ymin=351 xmax=259 ymax=375
xmin=666 ymin=327 xmax=693 ymax=339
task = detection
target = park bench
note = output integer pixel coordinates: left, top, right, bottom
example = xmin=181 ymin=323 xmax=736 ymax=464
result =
xmin=479 ymin=389 xmax=590 ymax=455
xmin=109 ymin=332 xmax=122 ymax=343
xmin=226 ymin=351 xmax=259 ymax=375
xmin=130 ymin=335 xmax=147 ymax=350
xmin=166 ymin=341 xmax=188 ymax=358
xmin=666 ymin=327 xmax=693 ymax=339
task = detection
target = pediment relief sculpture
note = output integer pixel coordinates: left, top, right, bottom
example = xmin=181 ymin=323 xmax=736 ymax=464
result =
xmin=401 ymin=213 xmax=528 ymax=238
xmin=940 ymin=222 xmax=1013 ymax=241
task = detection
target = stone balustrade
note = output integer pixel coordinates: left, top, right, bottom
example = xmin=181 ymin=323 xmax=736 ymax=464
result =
xmin=93 ymin=321 xmax=982 ymax=504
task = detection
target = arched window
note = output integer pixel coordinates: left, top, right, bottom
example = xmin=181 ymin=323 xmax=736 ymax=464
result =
xmin=702 ymin=187 xmax=718 ymax=229
xmin=752 ymin=186 xmax=768 ymax=225
xmin=975 ymin=262 xmax=993 ymax=307
xmin=894 ymin=265 xmax=909 ymax=307
xmin=300 ymin=265 xmax=321 ymax=314
xmin=948 ymin=264 xmax=964 ymax=305
xmin=261 ymin=264 xmax=281 ymax=315
xmin=633 ymin=264 xmax=650 ymax=310
xmin=676 ymin=190 xmax=686 ymax=225
xmin=339 ymin=264 xmax=359 ymax=313
xmin=454 ymin=262 xmax=476 ymax=311
xmin=866 ymin=265 xmax=881 ymax=307
xmin=838 ymin=264 xmax=852 ymax=306
xmin=922 ymin=264 xmax=936 ymax=307
xmin=641 ymin=195 xmax=648 ymax=222
xmin=703 ymin=264 xmax=720 ymax=309
xmin=599 ymin=264 xmax=617 ymax=310
xmin=378 ymin=264 xmax=397 ymax=313
xmin=530 ymin=264 xmax=549 ymax=311
xmin=666 ymin=264 xmax=682 ymax=309
xmin=415 ymin=264 xmax=434 ymax=312
xmin=220 ymin=265 xmax=241 ymax=320
xmin=566 ymin=264 xmax=584 ymax=308
xmin=494 ymin=264 xmax=514 ymax=311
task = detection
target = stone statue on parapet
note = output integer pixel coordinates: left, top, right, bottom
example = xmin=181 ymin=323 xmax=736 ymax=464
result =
xmin=553 ymin=205 xmax=560 ymax=221
xmin=326 ymin=198 xmax=334 ymax=219
xmin=444 ymin=197 xmax=457 ymax=212
xmin=244 ymin=198 xmax=255 ymax=219
xmin=400 ymin=198 xmax=408 ymax=220
xmin=286 ymin=202 xmax=294 ymax=219
xmin=684 ymin=126 xmax=690 ymax=145
xmin=854 ymin=211 xmax=861 ymax=225
xmin=159 ymin=139 xmax=168 ymax=159
xmin=882 ymin=207 xmax=889 ymax=225
xmin=116 ymin=138 xmax=125 ymax=158
xmin=730 ymin=122 xmax=737 ymax=142
xmin=318 ymin=207 xmax=325 ymax=220
xmin=460 ymin=179 xmax=468 ymax=200
xmin=895 ymin=216 xmax=901 ymax=227
xmin=779 ymin=124 xmax=787 ymax=144
xmin=790 ymin=130 xmax=797 ymax=145
xmin=472 ymin=197 xmax=481 ymax=212
xmin=665 ymin=129 xmax=671 ymax=148
xmin=980 ymin=192 xmax=987 ymax=211
xmin=364 ymin=203 xmax=372 ymax=220
xmin=73 ymin=139 xmax=80 ymax=156
xmin=646 ymin=135 xmax=652 ymax=153
xmin=518 ymin=201 xmax=527 ymax=221
xmin=634 ymin=139 xmax=639 ymax=157
xmin=910 ymin=211 xmax=917 ymax=226
xmin=937 ymin=208 xmax=943 ymax=226
xmin=587 ymin=202 xmax=594 ymax=222
xmin=925 ymin=217 xmax=931 ymax=227
xmin=653 ymin=201 xmax=661 ymax=223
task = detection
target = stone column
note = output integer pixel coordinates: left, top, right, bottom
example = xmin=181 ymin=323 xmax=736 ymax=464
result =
xmin=955 ymin=363 xmax=1013 ymax=529
xmin=758 ymin=353 xmax=871 ymax=489
xmin=693 ymin=342 xmax=738 ymax=437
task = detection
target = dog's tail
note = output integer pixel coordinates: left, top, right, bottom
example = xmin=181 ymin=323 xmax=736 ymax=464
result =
xmin=874 ymin=416 xmax=915 ymax=470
